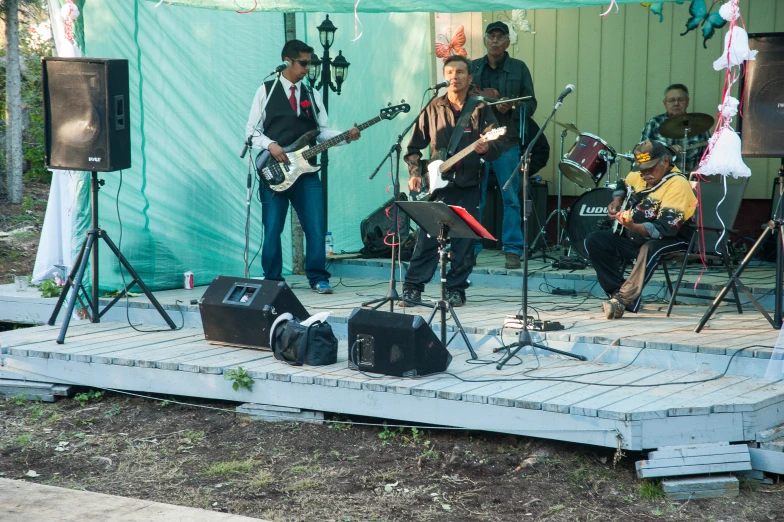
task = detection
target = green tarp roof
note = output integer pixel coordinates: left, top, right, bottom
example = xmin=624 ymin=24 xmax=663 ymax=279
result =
xmin=147 ymin=0 xmax=674 ymax=14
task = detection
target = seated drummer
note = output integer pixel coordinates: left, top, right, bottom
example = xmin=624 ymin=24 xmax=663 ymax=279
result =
xmin=641 ymin=84 xmax=710 ymax=173
xmin=584 ymin=141 xmax=696 ymax=320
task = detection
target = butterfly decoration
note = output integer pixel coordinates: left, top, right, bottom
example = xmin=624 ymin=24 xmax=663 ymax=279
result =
xmin=641 ymin=1 xmax=683 ymax=23
xmin=681 ymin=0 xmax=727 ymax=48
xmin=435 ymin=25 xmax=467 ymax=62
xmin=504 ymin=9 xmax=535 ymax=46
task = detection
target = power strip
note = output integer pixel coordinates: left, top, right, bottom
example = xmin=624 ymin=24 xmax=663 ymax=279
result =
xmin=503 ymin=316 xmax=564 ymax=331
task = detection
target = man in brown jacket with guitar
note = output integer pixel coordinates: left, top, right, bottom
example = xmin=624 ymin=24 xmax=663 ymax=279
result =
xmin=400 ymin=55 xmax=504 ymax=308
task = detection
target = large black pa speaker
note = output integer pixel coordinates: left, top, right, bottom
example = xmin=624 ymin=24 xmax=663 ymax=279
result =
xmin=347 ymin=308 xmax=451 ymax=377
xmin=42 ymin=57 xmax=131 ymax=172
xmin=739 ymin=33 xmax=784 ymax=157
xmin=199 ymin=276 xmax=309 ymax=349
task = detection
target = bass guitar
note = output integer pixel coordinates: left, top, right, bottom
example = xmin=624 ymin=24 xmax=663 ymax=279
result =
xmin=426 ymin=127 xmax=507 ymax=194
xmin=256 ymin=103 xmax=410 ymax=192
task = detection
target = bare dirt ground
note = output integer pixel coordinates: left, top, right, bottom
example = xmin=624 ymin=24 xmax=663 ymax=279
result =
xmin=0 ymin=181 xmax=48 ymax=282
xmin=1 ymin=392 xmax=783 ymax=522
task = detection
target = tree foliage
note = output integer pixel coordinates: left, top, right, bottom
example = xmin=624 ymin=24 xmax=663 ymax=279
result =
xmin=1 ymin=0 xmax=52 ymax=202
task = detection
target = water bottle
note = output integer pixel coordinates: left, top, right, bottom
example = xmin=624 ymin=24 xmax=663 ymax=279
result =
xmin=325 ymin=232 xmax=334 ymax=257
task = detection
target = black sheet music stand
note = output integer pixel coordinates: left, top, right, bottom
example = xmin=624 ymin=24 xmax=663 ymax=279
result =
xmin=396 ymin=201 xmax=496 ymax=360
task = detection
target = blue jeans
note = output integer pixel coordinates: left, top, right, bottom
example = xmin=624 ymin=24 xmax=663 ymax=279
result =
xmin=475 ymin=144 xmax=523 ymax=256
xmin=260 ymin=173 xmax=330 ymax=287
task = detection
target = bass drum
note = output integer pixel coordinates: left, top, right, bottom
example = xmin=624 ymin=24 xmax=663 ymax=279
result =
xmin=566 ymin=188 xmax=614 ymax=260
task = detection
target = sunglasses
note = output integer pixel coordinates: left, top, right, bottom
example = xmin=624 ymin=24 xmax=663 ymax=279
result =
xmin=294 ymin=59 xmax=311 ymax=67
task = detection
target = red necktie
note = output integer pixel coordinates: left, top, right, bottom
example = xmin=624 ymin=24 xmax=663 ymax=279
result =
xmin=289 ymin=85 xmax=297 ymax=113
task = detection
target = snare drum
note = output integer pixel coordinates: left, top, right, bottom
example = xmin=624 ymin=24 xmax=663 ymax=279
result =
xmin=560 ymin=133 xmax=616 ymax=189
xmin=566 ymin=188 xmax=615 ymax=260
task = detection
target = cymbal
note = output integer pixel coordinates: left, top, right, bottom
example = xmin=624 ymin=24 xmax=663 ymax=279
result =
xmin=553 ymin=120 xmax=581 ymax=135
xmin=658 ymin=112 xmax=714 ymax=140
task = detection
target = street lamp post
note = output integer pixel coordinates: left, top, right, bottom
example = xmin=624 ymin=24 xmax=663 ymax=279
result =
xmin=307 ymin=14 xmax=350 ymax=231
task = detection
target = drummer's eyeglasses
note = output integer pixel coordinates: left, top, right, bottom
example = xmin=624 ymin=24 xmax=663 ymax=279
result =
xmin=665 ymin=97 xmax=688 ymax=104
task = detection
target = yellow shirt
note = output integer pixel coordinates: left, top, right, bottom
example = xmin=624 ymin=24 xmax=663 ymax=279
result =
xmin=622 ymin=169 xmax=696 ymax=238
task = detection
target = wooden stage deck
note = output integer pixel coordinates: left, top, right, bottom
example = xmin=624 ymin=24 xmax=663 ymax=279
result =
xmin=2 ymin=254 xmax=784 ymax=452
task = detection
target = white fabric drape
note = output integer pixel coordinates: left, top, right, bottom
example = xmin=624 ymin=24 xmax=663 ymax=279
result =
xmin=32 ymin=0 xmax=85 ymax=283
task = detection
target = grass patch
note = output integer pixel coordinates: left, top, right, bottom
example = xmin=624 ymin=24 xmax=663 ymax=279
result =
xmin=288 ymin=478 xmax=320 ymax=491
xmin=638 ymin=479 xmax=665 ymax=500
xmin=204 ymin=459 xmax=255 ymax=476
xmin=251 ymin=470 xmax=274 ymax=488
xmin=374 ymin=471 xmax=401 ymax=482
xmin=15 ymin=433 xmax=33 ymax=448
xmin=181 ymin=430 xmax=205 ymax=444
xmin=540 ymin=504 xmax=565 ymax=517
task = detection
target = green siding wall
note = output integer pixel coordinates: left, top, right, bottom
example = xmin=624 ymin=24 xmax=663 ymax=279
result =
xmin=481 ymin=1 xmax=782 ymax=198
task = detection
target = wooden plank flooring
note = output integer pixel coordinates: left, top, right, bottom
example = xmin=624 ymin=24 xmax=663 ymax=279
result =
xmin=2 ymin=261 xmax=784 ymax=451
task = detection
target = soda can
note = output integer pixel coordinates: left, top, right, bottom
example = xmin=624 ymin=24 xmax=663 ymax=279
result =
xmin=184 ymin=271 xmax=194 ymax=290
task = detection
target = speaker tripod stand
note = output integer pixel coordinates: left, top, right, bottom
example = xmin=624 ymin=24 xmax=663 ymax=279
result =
xmin=48 ymin=171 xmax=176 ymax=344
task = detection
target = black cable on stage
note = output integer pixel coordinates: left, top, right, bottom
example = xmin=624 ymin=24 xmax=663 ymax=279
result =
xmin=114 ymin=171 xmax=185 ymax=333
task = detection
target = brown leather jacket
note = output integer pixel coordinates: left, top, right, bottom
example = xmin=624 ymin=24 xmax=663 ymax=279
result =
xmin=404 ymin=95 xmax=503 ymax=188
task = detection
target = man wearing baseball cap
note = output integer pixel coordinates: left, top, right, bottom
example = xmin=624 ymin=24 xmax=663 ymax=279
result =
xmin=584 ymin=140 xmax=697 ymax=319
xmin=471 ymin=21 xmax=538 ymax=270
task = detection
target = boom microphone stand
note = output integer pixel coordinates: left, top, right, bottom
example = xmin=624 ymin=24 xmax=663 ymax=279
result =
xmin=497 ymin=87 xmax=587 ymax=369
xmin=363 ymin=89 xmax=440 ymax=312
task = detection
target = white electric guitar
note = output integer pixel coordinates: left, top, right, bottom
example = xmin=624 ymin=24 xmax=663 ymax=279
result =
xmin=427 ymin=127 xmax=506 ymax=194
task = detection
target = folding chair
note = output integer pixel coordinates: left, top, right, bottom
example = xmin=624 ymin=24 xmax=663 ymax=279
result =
xmin=662 ymin=176 xmax=748 ymax=317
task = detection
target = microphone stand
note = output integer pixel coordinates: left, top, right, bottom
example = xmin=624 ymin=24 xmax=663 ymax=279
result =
xmin=240 ymin=136 xmax=254 ymax=277
xmin=362 ymin=90 xmax=441 ymax=312
xmin=496 ymin=95 xmax=586 ymax=370
xmin=239 ymin=71 xmax=284 ymax=278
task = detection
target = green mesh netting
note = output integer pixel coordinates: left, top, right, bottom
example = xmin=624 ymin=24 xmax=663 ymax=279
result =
xmin=76 ymin=2 xmax=431 ymax=291
xmin=142 ymin=0 xmax=670 ymax=13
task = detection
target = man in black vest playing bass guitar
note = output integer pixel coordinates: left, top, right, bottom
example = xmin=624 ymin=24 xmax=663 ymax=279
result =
xmin=245 ymin=39 xmax=360 ymax=294
xmin=400 ymin=55 xmax=504 ymax=308
xmin=584 ymin=141 xmax=696 ymax=319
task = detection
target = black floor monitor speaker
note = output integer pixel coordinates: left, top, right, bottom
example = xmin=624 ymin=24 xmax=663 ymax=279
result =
xmin=200 ymin=276 xmax=309 ymax=349
xmin=739 ymin=33 xmax=784 ymax=158
xmin=347 ymin=308 xmax=451 ymax=377
xmin=42 ymin=57 xmax=131 ymax=172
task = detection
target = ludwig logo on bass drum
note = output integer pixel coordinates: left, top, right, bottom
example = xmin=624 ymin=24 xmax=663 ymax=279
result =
xmin=579 ymin=204 xmax=607 ymax=217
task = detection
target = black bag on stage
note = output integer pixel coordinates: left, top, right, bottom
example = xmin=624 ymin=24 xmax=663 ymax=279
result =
xmin=271 ymin=315 xmax=337 ymax=366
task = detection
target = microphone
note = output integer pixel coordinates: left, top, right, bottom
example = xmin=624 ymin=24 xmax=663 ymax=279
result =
xmin=557 ymin=84 xmax=575 ymax=102
xmin=428 ymin=80 xmax=450 ymax=91
xmin=269 ymin=62 xmax=290 ymax=75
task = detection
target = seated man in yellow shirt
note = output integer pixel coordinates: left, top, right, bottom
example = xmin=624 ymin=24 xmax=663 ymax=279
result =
xmin=584 ymin=140 xmax=697 ymax=319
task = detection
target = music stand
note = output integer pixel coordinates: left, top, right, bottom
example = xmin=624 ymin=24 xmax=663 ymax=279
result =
xmin=396 ymin=201 xmax=494 ymax=360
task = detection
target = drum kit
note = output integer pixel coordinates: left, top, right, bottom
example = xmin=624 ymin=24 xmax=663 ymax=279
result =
xmin=539 ymin=112 xmax=714 ymax=264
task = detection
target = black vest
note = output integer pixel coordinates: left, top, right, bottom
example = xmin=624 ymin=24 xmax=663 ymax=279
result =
xmin=262 ymin=80 xmax=319 ymax=148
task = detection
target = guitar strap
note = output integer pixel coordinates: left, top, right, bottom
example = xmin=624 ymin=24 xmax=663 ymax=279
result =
xmin=301 ymin=84 xmax=321 ymax=119
xmin=447 ymin=96 xmax=480 ymax=156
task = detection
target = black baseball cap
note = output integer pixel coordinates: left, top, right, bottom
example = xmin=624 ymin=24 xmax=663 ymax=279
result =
xmin=633 ymin=140 xmax=671 ymax=170
xmin=485 ymin=21 xmax=510 ymax=36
